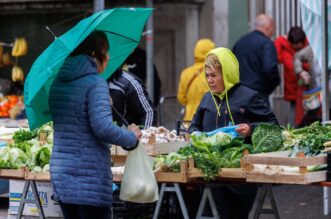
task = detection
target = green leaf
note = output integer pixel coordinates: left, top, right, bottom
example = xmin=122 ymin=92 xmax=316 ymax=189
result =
xmin=252 ymin=123 xmax=283 ymax=153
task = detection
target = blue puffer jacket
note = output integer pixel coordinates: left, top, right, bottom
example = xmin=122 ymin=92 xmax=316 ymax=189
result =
xmin=49 ymin=55 xmax=137 ymax=207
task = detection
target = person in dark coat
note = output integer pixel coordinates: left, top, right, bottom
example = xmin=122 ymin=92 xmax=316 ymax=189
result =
xmin=233 ymin=14 xmax=280 ymax=102
xmin=49 ymin=31 xmax=142 ymax=219
xmin=125 ymin=47 xmax=161 ymax=106
xmin=108 ymin=68 xmax=157 ymax=128
xmin=189 ymin=47 xmax=278 ymax=219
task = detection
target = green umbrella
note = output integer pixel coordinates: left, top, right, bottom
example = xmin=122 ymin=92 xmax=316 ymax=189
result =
xmin=24 ymin=8 xmax=152 ymax=130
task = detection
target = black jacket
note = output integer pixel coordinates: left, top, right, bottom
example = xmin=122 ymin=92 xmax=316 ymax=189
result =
xmin=189 ymin=84 xmax=278 ymax=134
xmin=108 ymin=70 xmax=157 ymax=128
xmin=233 ymin=30 xmax=280 ymax=96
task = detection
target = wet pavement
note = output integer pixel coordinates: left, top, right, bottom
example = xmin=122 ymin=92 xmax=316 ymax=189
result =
xmin=0 ymin=184 xmax=331 ymax=218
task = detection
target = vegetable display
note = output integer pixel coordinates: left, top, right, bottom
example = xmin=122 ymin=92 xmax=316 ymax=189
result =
xmin=154 ymin=123 xmax=283 ymax=181
xmin=0 ymin=122 xmax=53 ymax=172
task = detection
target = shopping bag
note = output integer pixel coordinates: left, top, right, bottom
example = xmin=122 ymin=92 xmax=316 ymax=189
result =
xmin=206 ymin=125 xmax=239 ymax=138
xmin=119 ymin=143 xmax=159 ymax=203
xmin=303 ymin=87 xmax=322 ymax=111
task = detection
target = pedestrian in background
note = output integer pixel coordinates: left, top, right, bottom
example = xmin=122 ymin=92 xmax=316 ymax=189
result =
xmin=177 ymin=39 xmax=215 ymax=121
xmin=274 ymin=26 xmax=309 ymax=126
xmin=189 ymin=47 xmax=278 ymax=218
xmin=48 ymin=31 xmax=142 ymax=219
xmin=233 ymin=14 xmax=280 ymax=103
xmin=125 ymin=47 xmax=162 ymax=106
xmin=108 ymin=68 xmax=157 ymax=129
xmin=294 ymin=44 xmax=323 ymax=126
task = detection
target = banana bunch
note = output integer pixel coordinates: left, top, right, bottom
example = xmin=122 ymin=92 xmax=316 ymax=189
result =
xmin=12 ymin=37 xmax=28 ymax=57
xmin=12 ymin=66 xmax=24 ymax=82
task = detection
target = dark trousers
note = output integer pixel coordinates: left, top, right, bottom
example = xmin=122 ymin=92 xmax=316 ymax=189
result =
xmin=59 ymin=202 xmax=111 ymax=219
xmin=212 ymin=184 xmax=258 ymax=219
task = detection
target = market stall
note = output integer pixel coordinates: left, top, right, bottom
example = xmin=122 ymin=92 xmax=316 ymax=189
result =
xmin=0 ymin=121 xmax=331 ymax=218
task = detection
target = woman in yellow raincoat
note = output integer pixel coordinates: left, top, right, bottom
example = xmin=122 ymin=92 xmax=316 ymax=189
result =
xmin=177 ymin=39 xmax=215 ymax=121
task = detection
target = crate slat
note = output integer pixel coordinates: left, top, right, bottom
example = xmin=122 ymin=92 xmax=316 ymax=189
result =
xmin=25 ymin=172 xmax=50 ymax=181
xmin=243 ymin=151 xmax=326 ymax=184
xmin=155 ymin=160 xmax=188 ymax=183
xmin=244 ymin=151 xmax=326 ymax=166
xmin=111 ymin=141 xmax=188 ymax=156
xmin=0 ymin=169 xmax=25 ymax=179
xmin=188 ymin=159 xmax=245 ymax=180
xmin=246 ymin=170 xmax=326 ymax=184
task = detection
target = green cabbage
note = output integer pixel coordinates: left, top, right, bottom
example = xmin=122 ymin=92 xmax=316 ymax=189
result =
xmin=190 ymin=131 xmax=232 ymax=151
xmin=252 ymin=123 xmax=283 ymax=153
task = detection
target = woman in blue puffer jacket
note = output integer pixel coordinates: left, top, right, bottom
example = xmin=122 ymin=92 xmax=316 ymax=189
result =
xmin=48 ymin=31 xmax=142 ymax=219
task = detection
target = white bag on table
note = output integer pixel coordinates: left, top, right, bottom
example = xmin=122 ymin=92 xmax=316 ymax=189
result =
xmin=119 ymin=143 xmax=159 ymax=203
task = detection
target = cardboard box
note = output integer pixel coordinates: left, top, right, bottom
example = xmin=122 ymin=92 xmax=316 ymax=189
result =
xmin=8 ymin=180 xmax=62 ymax=217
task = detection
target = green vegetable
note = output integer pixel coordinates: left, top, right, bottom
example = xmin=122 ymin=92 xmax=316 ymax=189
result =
xmin=190 ymin=131 xmax=232 ymax=151
xmin=36 ymin=146 xmax=51 ymax=168
xmin=43 ymin=164 xmax=50 ymax=172
xmin=32 ymin=166 xmax=42 ymax=173
xmin=0 ymin=147 xmax=28 ymax=169
xmin=12 ymin=129 xmax=37 ymax=143
xmin=251 ymin=123 xmax=283 ymax=153
xmin=9 ymin=141 xmax=33 ymax=154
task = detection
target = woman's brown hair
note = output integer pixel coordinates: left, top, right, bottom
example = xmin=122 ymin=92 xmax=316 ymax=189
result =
xmin=70 ymin=30 xmax=109 ymax=64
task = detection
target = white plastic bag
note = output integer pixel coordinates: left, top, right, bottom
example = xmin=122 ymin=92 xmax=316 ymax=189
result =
xmin=119 ymin=143 xmax=159 ymax=203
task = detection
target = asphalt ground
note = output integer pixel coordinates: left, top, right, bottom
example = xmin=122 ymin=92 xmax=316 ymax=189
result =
xmin=0 ymin=184 xmax=331 ymax=219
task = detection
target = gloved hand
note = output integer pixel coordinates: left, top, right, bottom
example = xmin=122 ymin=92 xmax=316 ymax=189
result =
xmin=299 ymin=71 xmax=311 ymax=85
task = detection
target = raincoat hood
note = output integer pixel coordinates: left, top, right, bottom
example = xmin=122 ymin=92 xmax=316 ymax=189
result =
xmin=194 ymin=39 xmax=216 ymax=63
xmin=58 ymin=55 xmax=98 ymax=82
xmin=204 ymin=47 xmax=240 ymax=120
xmin=205 ymin=47 xmax=240 ymax=98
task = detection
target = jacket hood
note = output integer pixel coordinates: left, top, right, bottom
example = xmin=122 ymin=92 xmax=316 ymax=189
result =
xmin=205 ymin=47 xmax=240 ymax=98
xmin=58 ymin=55 xmax=98 ymax=82
xmin=204 ymin=47 xmax=239 ymax=122
xmin=194 ymin=39 xmax=216 ymax=63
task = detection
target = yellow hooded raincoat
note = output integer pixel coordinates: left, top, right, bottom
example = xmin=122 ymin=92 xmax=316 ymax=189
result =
xmin=189 ymin=47 xmax=278 ymax=132
xmin=177 ymin=39 xmax=215 ymax=121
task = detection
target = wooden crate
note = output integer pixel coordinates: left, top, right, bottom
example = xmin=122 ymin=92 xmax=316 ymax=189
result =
xmin=154 ymin=160 xmax=189 ymax=183
xmin=243 ymin=151 xmax=327 ymax=184
xmin=25 ymin=172 xmax=51 ymax=181
xmin=111 ymin=141 xmax=188 ymax=156
xmin=111 ymin=155 xmax=126 ymax=166
xmin=188 ymin=159 xmax=246 ymax=180
xmin=111 ymin=166 xmax=124 ymax=183
xmin=0 ymin=169 xmax=25 ymax=179
xmin=111 ymin=161 xmax=189 ymax=183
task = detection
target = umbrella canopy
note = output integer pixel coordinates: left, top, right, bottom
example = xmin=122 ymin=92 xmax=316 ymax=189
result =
xmin=24 ymin=8 xmax=152 ymax=130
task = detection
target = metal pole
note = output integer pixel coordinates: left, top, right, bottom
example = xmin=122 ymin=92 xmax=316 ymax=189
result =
xmin=265 ymin=0 xmax=273 ymax=17
xmin=322 ymin=0 xmax=330 ymax=215
xmin=275 ymin=0 xmax=280 ymax=37
xmin=93 ymin=0 xmax=104 ymax=12
xmin=286 ymin=0 xmax=291 ymax=33
xmin=321 ymin=0 xmax=330 ymax=122
xmin=146 ymin=0 xmax=154 ymax=102
xmin=249 ymin=0 xmax=257 ymax=30
xmin=280 ymin=0 xmax=285 ymax=35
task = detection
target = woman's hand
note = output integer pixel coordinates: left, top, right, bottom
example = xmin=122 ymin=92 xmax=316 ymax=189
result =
xmin=128 ymin=123 xmax=142 ymax=140
xmin=235 ymin=123 xmax=251 ymax=137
